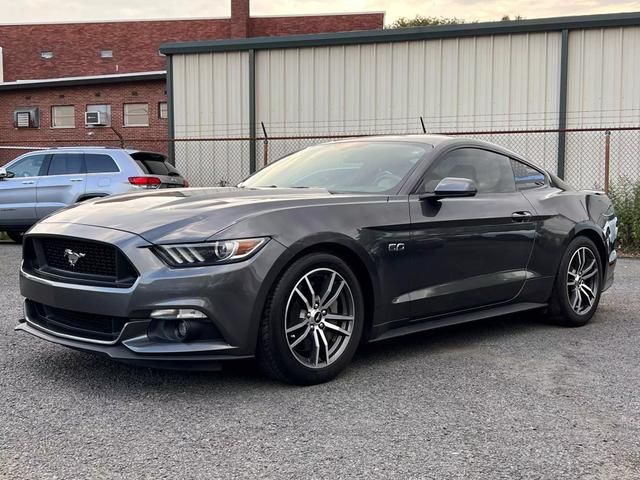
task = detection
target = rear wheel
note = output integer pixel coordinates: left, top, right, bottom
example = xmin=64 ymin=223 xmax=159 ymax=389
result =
xmin=6 ymin=231 xmax=24 ymax=244
xmin=548 ymin=236 xmax=603 ymax=327
xmin=257 ymin=253 xmax=364 ymax=385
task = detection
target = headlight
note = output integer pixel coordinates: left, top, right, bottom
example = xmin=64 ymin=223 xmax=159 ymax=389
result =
xmin=153 ymin=238 xmax=268 ymax=267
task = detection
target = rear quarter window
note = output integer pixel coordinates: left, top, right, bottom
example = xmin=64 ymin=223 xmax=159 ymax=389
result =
xmin=510 ymin=159 xmax=547 ymax=190
xmin=85 ymin=154 xmax=119 ymax=173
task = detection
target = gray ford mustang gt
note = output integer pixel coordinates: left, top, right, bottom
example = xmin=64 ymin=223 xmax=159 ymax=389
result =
xmin=16 ymin=135 xmax=617 ymax=385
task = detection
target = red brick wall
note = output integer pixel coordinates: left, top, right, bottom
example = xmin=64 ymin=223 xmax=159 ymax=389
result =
xmin=0 ymin=80 xmax=168 ymax=164
xmin=0 ymin=20 xmax=230 ymax=82
xmin=249 ymin=13 xmax=385 ymax=37
xmin=0 ymin=12 xmax=383 ymax=82
xmin=231 ymin=0 xmax=251 ymax=39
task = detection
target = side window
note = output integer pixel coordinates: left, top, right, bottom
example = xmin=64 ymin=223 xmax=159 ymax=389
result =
xmin=420 ymin=148 xmax=516 ymax=194
xmin=6 ymin=154 xmax=46 ymax=178
xmin=85 ymin=154 xmax=119 ymax=173
xmin=48 ymin=154 xmax=84 ymax=176
xmin=511 ymin=159 xmax=547 ymax=190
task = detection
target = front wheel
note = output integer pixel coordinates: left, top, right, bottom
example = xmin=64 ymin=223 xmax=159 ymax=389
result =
xmin=6 ymin=231 xmax=24 ymax=244
xmin=257 ymin=253 xmax=364 ymax=385
xmin=548 ymin=236 xmax=603 ymax=327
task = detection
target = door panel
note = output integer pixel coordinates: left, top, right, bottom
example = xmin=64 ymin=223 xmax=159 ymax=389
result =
xmin=406 ymin=193 xmax=536 ymax=318
xmin=0 ymin=154 xmax=47 ymax=227
xmin=0 ymin=177 xmax=37 ymax=225
xmin=360 ymin=196 xmax=414 ymax=323
xmin=36 ymin=153 xmax=86 ymax=218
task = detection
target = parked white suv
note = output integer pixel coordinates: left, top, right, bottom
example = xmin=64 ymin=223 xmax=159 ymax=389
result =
xmin=0 ymin=147 xmax=188 ymax=243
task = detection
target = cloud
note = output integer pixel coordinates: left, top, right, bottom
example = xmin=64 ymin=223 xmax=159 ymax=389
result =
xmin=1 ymin=0 xmax=639 ymax=24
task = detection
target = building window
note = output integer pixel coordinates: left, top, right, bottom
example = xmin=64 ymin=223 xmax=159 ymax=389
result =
xmin=124 ymin=103 xmax=149 ymax=127
xmin=159 ymin=102 xmax=168 ymax=119
xmin=100 ymin=50 xmax=113 ymax=58
xmin=51 ymin=105 xmax=75 ymax=128
xmin=40 ymin=50 xmax=54 ymax=60
xmin=86 ymin=104 xmax=112 ymax=127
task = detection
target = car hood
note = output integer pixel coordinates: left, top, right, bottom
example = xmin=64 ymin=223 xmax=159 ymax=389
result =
xmin=41 ymin=187 xmax=349 ymax=244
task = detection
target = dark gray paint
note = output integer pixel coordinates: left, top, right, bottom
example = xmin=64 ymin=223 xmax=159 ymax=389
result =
xmin=557 ymin=28 xmax=569 ymax=179
xmin=249 ymin=48 xmax=257 ymax=173
xmin=166 ymin=55 xmax=176 ymax=165
xmin=16 ymin=136 xmax=618 ymax=366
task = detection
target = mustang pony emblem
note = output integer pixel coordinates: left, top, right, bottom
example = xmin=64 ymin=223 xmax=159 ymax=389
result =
xmin=63 ymin=249 xmax=86 ymax=267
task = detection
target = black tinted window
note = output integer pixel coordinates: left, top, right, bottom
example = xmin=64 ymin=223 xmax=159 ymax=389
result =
xmin=48 ymin=153 xmax=84 ymax=175
xmin=421 ymin=148 xmax=516 ymax=194
xmin=130 ymin=152 xmax=179 ymax=176
xmin=511 ymin=159 xmax=546 ymax=190
xmin=135 ymin=160 xmax=172 ymax=175
xmin=85 ymin=154 xmax=119 ymax=173
xmin=7 ymin=154 xmax=46 ymax=177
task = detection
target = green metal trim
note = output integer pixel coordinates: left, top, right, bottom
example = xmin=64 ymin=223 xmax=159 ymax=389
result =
xmin=165 ymin=55 xmax=176 ymax=166
xmin=160 ymin=12 xmax=640 ymax=54
xmin=249 ymin=49 xmax=257 ymax=174
xmin=557 ymin=28 xmax=569 ymax=179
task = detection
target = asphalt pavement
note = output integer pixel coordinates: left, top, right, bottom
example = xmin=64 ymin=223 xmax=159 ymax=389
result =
xmin=0 ymin=243 xmax=638 ymax=479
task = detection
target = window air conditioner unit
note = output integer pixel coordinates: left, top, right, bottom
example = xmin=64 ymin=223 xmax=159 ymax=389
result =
xmin=14 ymin=107 xmax=40 ymax=128
xmin=85 ymin=111 xmax=107 ymax=126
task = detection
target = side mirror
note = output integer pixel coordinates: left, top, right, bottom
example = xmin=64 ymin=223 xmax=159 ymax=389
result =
xmin=420 ymin=177 xmax=477 ymax=200
xmin=0 ymin=168 xmax=14 ymax=180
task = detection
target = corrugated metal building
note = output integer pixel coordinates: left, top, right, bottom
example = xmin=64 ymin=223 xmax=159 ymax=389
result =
xmin=161 ymin=13 xmax=640 ymax=188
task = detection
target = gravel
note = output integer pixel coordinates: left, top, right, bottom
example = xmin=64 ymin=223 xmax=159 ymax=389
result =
xmin=0 ymin=243 xmax=638 ymax=479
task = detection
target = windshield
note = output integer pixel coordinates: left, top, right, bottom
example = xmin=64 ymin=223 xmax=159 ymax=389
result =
xmin=241 ymin=141 xmax=428 ymax=193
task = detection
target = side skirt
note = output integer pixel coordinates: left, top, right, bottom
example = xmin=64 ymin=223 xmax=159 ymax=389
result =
xmin=369 ymin=302 xmax=547 ymax=343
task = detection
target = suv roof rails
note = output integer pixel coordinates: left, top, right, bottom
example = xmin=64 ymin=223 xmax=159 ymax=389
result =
xmin=45 ymin=146 xmax=122 ymax=150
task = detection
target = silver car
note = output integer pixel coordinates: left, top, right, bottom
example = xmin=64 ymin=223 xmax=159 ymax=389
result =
xmin=0 ymin=147 xmax=188 ymax=243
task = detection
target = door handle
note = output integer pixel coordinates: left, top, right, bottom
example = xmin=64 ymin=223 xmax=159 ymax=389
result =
xmin=69 ymin=178 xmax=84 ymax=182
xmin=22 ymin=180 xmax=35 ymax=184
xmin=511 ymin=211 xmax=532 ymax=222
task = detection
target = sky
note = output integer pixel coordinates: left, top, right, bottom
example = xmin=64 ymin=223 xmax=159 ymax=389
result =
xmin=1 ymin=0 xmax=640 ymax=24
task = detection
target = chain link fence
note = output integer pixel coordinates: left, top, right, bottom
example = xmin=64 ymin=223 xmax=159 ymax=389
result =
xmin=170 ymin=127 xmax=640 ymax=191
xmin=2 ymin=127 xmax=640 ymax=192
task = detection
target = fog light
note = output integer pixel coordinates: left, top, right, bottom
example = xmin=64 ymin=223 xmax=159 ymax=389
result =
xmin=176 ymin=320 xmax=189 ymax=341
xmin=150 ymin=308 xmax=208 ymax=320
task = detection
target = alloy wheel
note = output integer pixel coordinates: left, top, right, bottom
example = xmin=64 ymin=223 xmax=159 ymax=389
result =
xmin=566 ymin=246 xmax=600 ymax=315
xmin=284 ymin=268 xmax=355 ymax=369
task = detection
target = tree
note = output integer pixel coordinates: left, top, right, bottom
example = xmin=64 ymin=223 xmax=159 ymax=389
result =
xmin=501 ymin=15 xmax=525 ymax=21
xmin=387 ymin=15 xmax=469 ymax=28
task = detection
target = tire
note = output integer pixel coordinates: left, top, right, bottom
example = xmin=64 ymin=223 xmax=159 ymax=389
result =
xmin=257 ymin=252 xmax=365 ymax=385
xmin=548 ymin=236 xmax=603 ymax=327
xmin=6 ymin=231 xmax=24 ymax=244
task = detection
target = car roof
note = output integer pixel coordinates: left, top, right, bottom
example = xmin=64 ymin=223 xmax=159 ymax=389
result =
xmin=15 ymin=147 xmax=162 ymax=156
xmin=331 ymin=134 xmax=532 ymax=160
xmin=330 ymin=134 xmax=451 ymax=147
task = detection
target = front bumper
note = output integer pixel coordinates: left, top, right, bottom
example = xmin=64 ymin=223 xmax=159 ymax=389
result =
xmin=15 ymin=320 xmax=251 ymax=370
xmin=16 ymin=222 xmax=287 ymax=366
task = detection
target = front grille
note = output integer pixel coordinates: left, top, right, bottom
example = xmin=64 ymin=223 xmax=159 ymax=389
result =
xmin=26 ymin=300 xmax=128 ymax=342
xmin=41 ymin=237 xmax=117 ymax=277
xmin=23 ymin=236 xmax=138 ymax=288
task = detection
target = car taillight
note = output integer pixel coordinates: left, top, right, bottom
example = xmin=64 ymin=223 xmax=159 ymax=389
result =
xmin=129 ymin=176 xmax=161 ymax=188
xmin=183 ymin=179 xmax=190 ymax=187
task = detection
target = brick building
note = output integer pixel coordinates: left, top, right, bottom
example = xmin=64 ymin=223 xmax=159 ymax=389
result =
xmin=0 ymin=0 xmax=384 ymax=163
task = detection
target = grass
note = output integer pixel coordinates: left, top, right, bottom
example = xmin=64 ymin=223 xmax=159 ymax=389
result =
xmin=609 ymin=179 xmax=640 ymax=254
